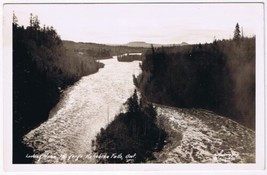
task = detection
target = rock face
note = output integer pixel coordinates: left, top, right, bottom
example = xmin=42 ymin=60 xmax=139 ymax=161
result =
xmin=151 ymin=105 xmax=255 ymax=163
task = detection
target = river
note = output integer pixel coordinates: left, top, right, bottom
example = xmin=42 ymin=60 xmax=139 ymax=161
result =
xmin=23 ymin=57 xmax=141 ymax=163
xmin=22 ymin=57 xmax=255 ymax=164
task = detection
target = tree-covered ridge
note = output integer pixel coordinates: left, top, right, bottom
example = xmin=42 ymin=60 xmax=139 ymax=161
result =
xmin=13 ymin=13 xmax=103 ymax=163
xmin=63 ymin=40 xmax=148 ymax=60
xmin=136 ymin=34 xmax=255 ymax=130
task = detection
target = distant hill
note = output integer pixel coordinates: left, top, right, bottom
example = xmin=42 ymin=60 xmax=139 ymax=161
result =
xmin=125 ymin=41 xmax=153 ymax=48
xmin=125 ymin=41 xmax=189 ymax=48
xmin=180 ymin=42 xmax=189 ymax=46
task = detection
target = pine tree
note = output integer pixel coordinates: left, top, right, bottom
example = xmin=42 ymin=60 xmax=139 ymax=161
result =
xmin=126 ymin=89 xmax=140 ymax=113
xmin=233 ymin=23 xmax=241 ymax=40
xmin=32 ymin=15 xmax=40 ymax=30
xmin=29 ymin=13 xmax=33 ymax=27
xmin=13 ymin=11 xmax=18 ymax=26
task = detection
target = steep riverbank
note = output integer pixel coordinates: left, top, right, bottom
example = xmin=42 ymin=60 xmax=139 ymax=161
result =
xmin=12 ymin=20 xmax=104 ymax=163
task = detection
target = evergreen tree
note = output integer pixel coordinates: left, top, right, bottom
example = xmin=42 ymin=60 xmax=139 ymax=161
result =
xmin=94 ymin=90 xmax=167 ymax=163
xmin=13 ymin=11 xmax=18 ymax=27
xmin=32 ymin=15 xmax=40 ymax=30
xmin=234 ymin=23 xmax=241 ymax=40
xmin=29 ymin=13 xmax=33 ymax=27
xmin=126 ymin=89 xmax=139 ymax=113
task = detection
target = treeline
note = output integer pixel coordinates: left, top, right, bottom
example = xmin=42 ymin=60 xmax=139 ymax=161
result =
xmin=93 ymin=90 xmax=166 ymax=163
xmin=136 ymin=37 xmax=255 ymax=130
xmin=117 ymin=53 xmax=144 ymax=62
xmin=63 ymin=40 xmax=148 ymax=60
xmin=13 ymin=13 xmax=103 ymax=163
xmin=87 ymin=48 xmax=111 ymax=59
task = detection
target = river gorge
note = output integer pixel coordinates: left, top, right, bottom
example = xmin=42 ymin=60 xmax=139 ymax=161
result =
xmin=23 ymin=57 xmax=255 ymax=164
xmin=23 ymin=57 xmax=141 ymax=163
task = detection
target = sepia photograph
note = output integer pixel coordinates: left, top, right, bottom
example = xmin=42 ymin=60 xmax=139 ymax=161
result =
xmin=2 ymin=0 xmax=266 ymax=173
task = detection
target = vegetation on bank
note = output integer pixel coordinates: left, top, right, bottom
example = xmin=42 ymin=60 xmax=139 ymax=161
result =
xmin=117 ymin=53 xmax=144 ymax=62
xmin=93 ymin=90 xmax=167 ymax=163
xmin=12 ymin=13 xmax=103 ymax=163
xmin=135 ymin=25 xmax=255 ymax=130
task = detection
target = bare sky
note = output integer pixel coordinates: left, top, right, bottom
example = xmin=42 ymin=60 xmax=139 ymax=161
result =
xmin=6 ymin=3 xmax=263 ymax=44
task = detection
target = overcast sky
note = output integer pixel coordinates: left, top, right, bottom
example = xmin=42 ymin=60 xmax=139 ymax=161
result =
xmin=6 ymin=3 xmax=263 ymax=44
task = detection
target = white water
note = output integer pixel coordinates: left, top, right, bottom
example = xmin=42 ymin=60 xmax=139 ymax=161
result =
xmin=23 ymin=58 xmax=141 ymax=163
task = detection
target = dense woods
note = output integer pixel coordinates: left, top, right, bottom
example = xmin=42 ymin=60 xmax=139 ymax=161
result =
xmin=12 ymin=13 xmax=103 ymax=163
xmin=136 ymin=36 xmax=255 ymax=130
xmin=93 ymin=90 xmax=167 ymax=163
xmin=63 ymin=40 xmax=148 ymax=60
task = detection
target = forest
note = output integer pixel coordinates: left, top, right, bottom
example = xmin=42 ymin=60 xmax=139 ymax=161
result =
xmin=135 ymin=25 xmax=255 ymax=130
xmin=12 ymin=13 xmax=104 ymax=163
